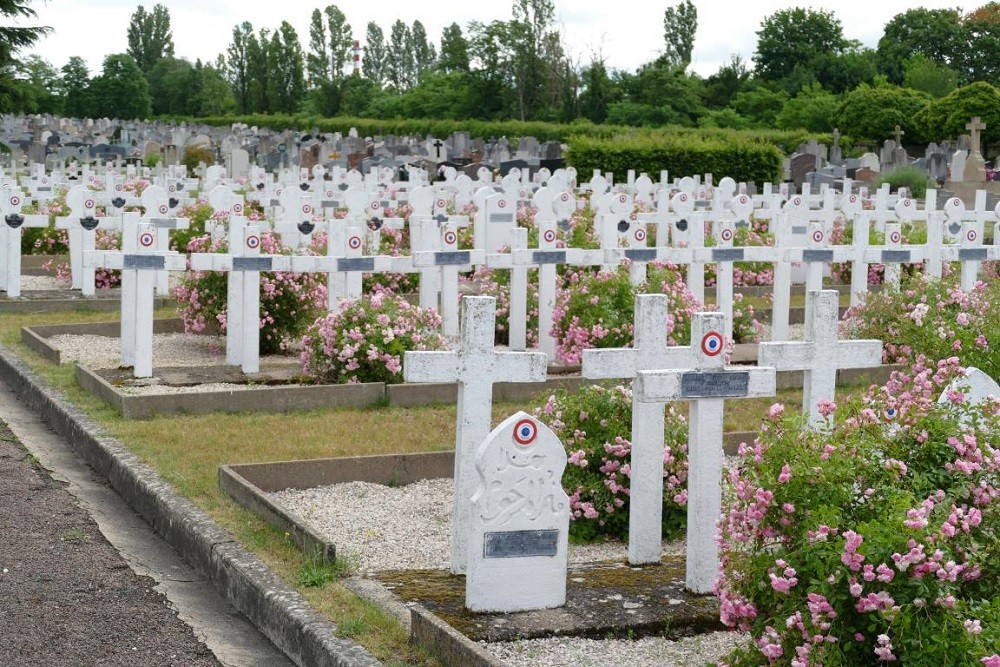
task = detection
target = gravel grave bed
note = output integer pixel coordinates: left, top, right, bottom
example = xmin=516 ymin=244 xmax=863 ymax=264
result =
xmin=270 ymin=478 xmax=746 ymax=665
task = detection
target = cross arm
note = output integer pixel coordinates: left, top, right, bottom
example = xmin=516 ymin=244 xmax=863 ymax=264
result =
xmin=581 ymin=348 xmax=637 ymax=379
xmin=403 ymin=350 xmax=460 ymax=383
xmin=491 ymin=351 xmax=548 ymax=383
xmin=635 ymin=366 xmax=776 ymax=402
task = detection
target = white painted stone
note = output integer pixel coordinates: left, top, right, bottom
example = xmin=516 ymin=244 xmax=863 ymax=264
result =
xmin=0 ymin=187 xmax=47 ymax=297
xmin=581 ymin=294 xmax=697 ymax=564
xmin=55 ymin=185 xmax=120 ymax=294
xmin=140 ymin=185 xmax=189 ymax=296
xmin=758 ymin=290 xmax=882 ymax=429
xmin=634 ymin=312 xmax=776 ymax=593
xmin=466 ymin=411 xmax=569 ymax=612
xmin=937 ymin=367 xmax=1000 ymax=430
xmin=403 ymin=297 xmax=548 ymax=574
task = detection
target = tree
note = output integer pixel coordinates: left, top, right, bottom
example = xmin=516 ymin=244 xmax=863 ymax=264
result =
xmin=700 ymin=53 xmax=750 ymax=108
xmin=0 ymin=0 xmax=51 ymax=111
xmin=753 ymin=9 xmax=849 ymax=84
xmin=876 ymin=8 xmax=963 ymax=84
xmin=387 ymin=20 xmax=413 ymax=90
xmin=60 ymin=56 xmax=91 ymax=118
xmin=126 ymin=4 xmax=174 ymax=73
xmin=246 ymin=27 xmax=271 ymax=113
xmin=578 ymin=55 xmax=613 ymax=123
xmin=438 ymin=22 xmax=469 ymax=73
xmin=410 ymin=20 xmax=436 ymax=84
xmin=147 ymin=56 xmax=194 ymax=115
xmin=729 ymin=84 xmax=790 ymax=128
xmin=774 ymin=83 xmax=838 ymax=132
xmin=362 ymin=22 xmax=387 ymax=84
xmin=961 ymin=4 xmax=1000 ymax=83
xmin=89 ymin=54 xmax=151 ymax=119
xmin=662 ymin=0 xmax=696 ymax=69
xmin=914 ymin=81 xmax=1000 ymax=146
xmin=267 ymin=21 xmax=305 ymax=114
xmin=306 ymin=9 xmax=329 ymax=86
xmin=903 ymin=54 xmax=960 ymax=98
xmin=323 ymin=5 xmax=353 ymax=82
xmin=12 ymin=55 xmax=59 ymax=113
xmin=224 ymin=22 xmax=253 ymax=113
xmin=510 ymin=0 xmax=558 ymax=120
xmin=835 ymin=82 xmax=931 ymax=143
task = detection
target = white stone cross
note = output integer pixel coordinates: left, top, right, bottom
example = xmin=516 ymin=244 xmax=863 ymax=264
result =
xmin=759 ymin=290 xmax=882 ymax=429
xmin=140 ymin=185 xmax=189 ymax=297
xmin=938 ymin=197 xmax=987 ymax=292
xmin=84 ymin=213 xmax=186 ymax=378
xmin=937 ymin=367 xmax=1000 ymax=429
xmin=189 ymin=222 xmax=289 ymax=373
xmin=466 ymin=411 xmax=569 ymax=612
xmin=412 ymin=224 xmax=485 ymax=338
xmin=581 ymin=294 xmax=698 ymax=565
xmin=635 ymin=312 xmax=776 ymax=593
xmin=403 ymin=296 xmax=548 ymax=574
xmin=0 ymin=187 xmax=48 ymax=297
xmin=358 ymin=198 xmax=404 ymax=255
xmin=274 ymin=186 xmax=321 ymax=249
xmin=55 ymin=184 xmax=121 ymax=295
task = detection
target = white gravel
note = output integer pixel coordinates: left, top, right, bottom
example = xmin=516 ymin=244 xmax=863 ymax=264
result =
xmin=48 ymin=332 xmax=229 ymax=370
xmin=20 ymin=275 xmax=66 ymax=290
xmin=270 ymin=478 xmax=746 ymax=666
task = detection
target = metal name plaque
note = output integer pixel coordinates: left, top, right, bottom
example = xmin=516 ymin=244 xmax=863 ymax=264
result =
xmin=802 ymin=250 xmax=834 ymax=262
xmin=435 ymin=251 xmax=471 ymax=266
xmin=712 ymin=248 xmax=745 ymax=262
xmin=123 ymin=254 xmax=165 ymax=270
xmin=269 ymin=199 xmax=281 ymax=207
xmin=151 ymin=218 xmax=178 ymax=227
xmin=37 ymin=187 xmax=51 ymax=192
xmin=625 ymin=248 xmax=657 ymax=262
xmin=490 ymin=213 xmax=515 ymax=223
xmin=791 ymin=226 xmax=807 ymax=235
xmin=680 ymin=370 xmax=750 ymax=398
xmin=533 ymin=251 xmax=566 ymax=264
xmin=881 ymin=250 xmax=911 ymax=263
xmin=483 ymin=529 xmax=559 ymax=559
xmin=338 ymin=258 xmax=375 ymax=272
xmin=959 ymin=248 xmax=988 ymax=261
xmin=233 ymin=257 xmax=273 ymax=271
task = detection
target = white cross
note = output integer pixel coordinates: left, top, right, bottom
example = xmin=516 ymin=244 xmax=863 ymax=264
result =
xmin=581 ymin=294 xmax=698 ymax=564
xmin=759 ymin=290 xmax=882 ymax=429
xmin=939 ymin=197 xmax=986 ymax=292
xmin=403 ymin=296 xmax=547 ymax=574
xmin=274 ymin=186 xmax=322 ymax=249
xmin=635 ymin=312 xmax=776 ymax=593
xmin=55 ymin=184 xmax=121 ymax=295
xmin=140 ymin=185 xmax=189 ymax=296
xmin=189 ymin=221 xmax=289 ymax=373
xmin=1 ymin=187 xmax=47 ymax=297
xmin=84 ymin=213 xmax=186 ymax=378
xmin=412 ymin=225 xmax=484 ymax=339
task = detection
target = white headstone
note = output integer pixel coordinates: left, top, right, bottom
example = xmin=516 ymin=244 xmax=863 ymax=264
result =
xmin=466 ymin=411 xmax=569 ymax=612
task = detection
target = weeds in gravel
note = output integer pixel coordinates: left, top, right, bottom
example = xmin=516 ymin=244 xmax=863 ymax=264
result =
xmin=297 ymin=551 xmax=358 ymax=588
xmin=62 ymin=528 xmax=85 ymax=541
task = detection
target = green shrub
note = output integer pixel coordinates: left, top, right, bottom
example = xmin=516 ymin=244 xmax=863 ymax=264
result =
xmin=877 ymin=165 xmax=935 ymax=198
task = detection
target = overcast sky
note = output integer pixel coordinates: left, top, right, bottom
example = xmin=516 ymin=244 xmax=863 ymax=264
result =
xmin=20 ymin=1 xmax=988 ymax=78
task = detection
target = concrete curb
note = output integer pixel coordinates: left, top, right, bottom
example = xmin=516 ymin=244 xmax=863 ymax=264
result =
xmin=0 ymin=342 xmax=383 ymax=667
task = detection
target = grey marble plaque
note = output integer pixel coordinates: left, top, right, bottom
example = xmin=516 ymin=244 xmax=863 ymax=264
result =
xmin=151 ymin=218 xmax=179 ymax=228
xmin=484 ymin=529 xmax=559 ymax=559
xmin=624 ymin=248 xmax=657 ymax=262
xmin=802 ymin=250 xmax=834 ymax=262
xmin=712 ymin=248 xmax=745 ymax=262
xmin=269 ymin=199 xmax=280 ymax=207
xmin=123 ymin=254 xmax=165 ymax=270
xmin=435 ymin=251 xmax=471 ymax=266
xmin=681 ymin=370 xmax=750 ymax=398
xmin=338 ymin=258 xmax=375 ymax=272
xmin=233 ymin=257 xmax=272 ymax=271
xmin=881 ymin=250 xmax=911 ymax=263
xmin=959 ymin=248 xmax=988 ymax=261
xmin=791 ymin=226 xmax=807 ymax=235
xmin=533 ymin=251 xmax=566 ymax=264
xmin=489 ymin=213 xmax=515 ymax=223
xmin=320 ymin=200 xmax=340 ymax=208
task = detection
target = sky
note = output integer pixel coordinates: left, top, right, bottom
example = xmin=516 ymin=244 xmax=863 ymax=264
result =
xmin=17 ymin=1 xmax=990 ymax=78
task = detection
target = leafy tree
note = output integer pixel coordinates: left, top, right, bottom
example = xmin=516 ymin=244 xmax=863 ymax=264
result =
xmin=467 ymin=20 xmax=512 ymax=118
xmin=903 ymin=54 xmax=960 ymax=98
xmin=89 ymin=53 xmax=151 ymax=119
xmin=60 ymin=56 xmax=90 ymax=117
xmin=126 ymin=4 xmax=174 ymax=73
xmin=0 ymin=0 xmax=51 ymax=111
xmin=809 ymin=49 xmax=877 ymax=94
xmin=362 ymin=22 xmax=387 ymax=84
xmin=339 ymin=74 xmax=381 ymax=116
xmin=729 ymin=84 xmax=789 ymax=127
xmin=147 ymin=56 xmax=194 ymax=115
xmin=13 ymin=55 xmax=59 ymax=113
xmin=960 ymin=4 xmax=1000 ymax=83
xmin=191 ymin=58 xmax=235 ymax=116
xmin=662 ymin=0 xmax=696 ymax=69
xmin=246 ymin=27 xmax=271 ymax=113
xmin=267 ymin=21 xmax=305 ymax=114
xmin=876 ymin=8 xmax=963 ymax=84
xmin=609 ymin=57 xmax=705 ymax=126
xmin=386 ymin=19 xmax=413 ymax=90
xmin=753 ymin=8 xmax=850 ymax=88
xmin=700 ymin=53 xmax=750 ymax=108
xmin=835 ymin=82 xmax=931 ymax=142
xmin=774 ymin=83 xmax=838 ymax=132
xmin=914 ymin=81 xmax=1000 ymax=146
xmin=510 ymin=0 xmax=558 ymax=120
xmin=438 ymin=22 xmax=469 ymax=73
xmin=323 ymin=5 xmax=354 ymax=83
xmin=306 ymin=9 xmax=329 ymax=86
xmin=410 ymin=20 xmax=436 ymax=84
xmin=224 ymin=22 xmax=253 ymax=113
xmin=395 ymin=71 xmax=472 ymax=119
xmin=578 ymin=55 xmax=614 ymax=123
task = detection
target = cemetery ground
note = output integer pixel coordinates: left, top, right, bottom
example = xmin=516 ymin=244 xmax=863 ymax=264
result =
xmin=0 ymin=304 xmax=875 ymax=666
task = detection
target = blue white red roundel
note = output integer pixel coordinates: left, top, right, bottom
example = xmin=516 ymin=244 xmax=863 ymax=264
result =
xmin=159 ymin=204 xmax=168 ymax=215
xmin=233 ymin=203 xmax=244 ymax=214
xmin=84 ymin=198 xmax=95 ymax=210
xmin=967 ymin=230 xmax=978 ymax=242
xmin=812 ymin=229 xmax=824 ymax=243
xmin=543 ymin=229 xmax=556 ymax=243
xmin=348 ymin=235 xmax=362 ymax=249
xmin=9 ymin=195 xmax=20 ymax=207
xmin=246 ymin=235 xmax=260 ymax=249
xmin=634 ymin=228 xmax=646 ymax=242
xmin=883 ymin=407 xmax=898 ymax=422
xmin=701 ymin=331 xmax=724 ymax=357
xmin=513 ymin=418 xmax=537 ymax=445
xmin=443 ymin=230 xmax=457 ymax=245
xmin=139 ymin=231 xmax=155 ymax=247
xmin=890 ymin=231 xmax=901 ymax=243
xmin=721 ymin=228 xmax=734 ymax=242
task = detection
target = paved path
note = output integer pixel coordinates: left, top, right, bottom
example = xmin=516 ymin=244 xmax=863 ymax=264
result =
xmin=0 ymin=382 xmax=293 ymax=667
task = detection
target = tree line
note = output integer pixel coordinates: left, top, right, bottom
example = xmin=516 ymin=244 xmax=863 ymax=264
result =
xmin=5 ymin=1 xmax=1000 ymax=145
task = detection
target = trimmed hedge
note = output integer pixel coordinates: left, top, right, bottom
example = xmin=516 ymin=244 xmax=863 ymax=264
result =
xmin=566 ymin=134 xmax=783 ymax=185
